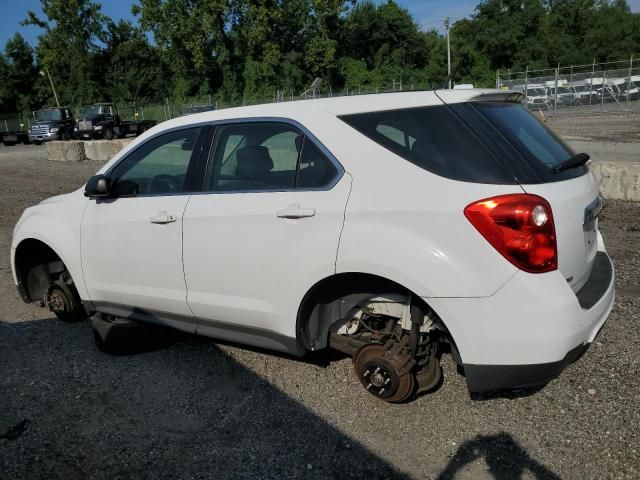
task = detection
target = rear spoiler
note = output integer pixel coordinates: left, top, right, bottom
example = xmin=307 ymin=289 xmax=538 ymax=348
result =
xmin=470 ymin=91 xmax=524 ymax=103
xmin=436 ymin=89 xmax=524 ymax=105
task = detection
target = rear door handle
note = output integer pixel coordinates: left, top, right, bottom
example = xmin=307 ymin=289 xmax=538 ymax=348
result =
xmin=150 ymin=212 xmax=177 ymax=224
xmin=276 ymin=207 xmax=316 ymax=219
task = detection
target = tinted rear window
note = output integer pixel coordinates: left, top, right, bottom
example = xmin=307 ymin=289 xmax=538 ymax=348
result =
xmin=473 ymin=102 xmax=586 ymax=181
xmin=340 ymin=106 xmax=515 ymax=184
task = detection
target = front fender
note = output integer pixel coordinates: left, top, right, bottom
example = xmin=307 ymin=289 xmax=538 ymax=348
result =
xmin=12 ymin=195 xmax=89 ymax=301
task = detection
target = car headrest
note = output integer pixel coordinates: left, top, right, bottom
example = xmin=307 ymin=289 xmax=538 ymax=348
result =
xmin=411 ymin=139 xmax=446 ymax=166
xmin=236 ymin=146 xmax=273 ymax=178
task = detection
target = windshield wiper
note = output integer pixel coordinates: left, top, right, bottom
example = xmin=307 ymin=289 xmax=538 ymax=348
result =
xmin=551 ymin=152 xmax=590 ymax=174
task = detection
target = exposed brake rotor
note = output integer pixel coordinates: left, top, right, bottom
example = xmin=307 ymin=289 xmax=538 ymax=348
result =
xmin=353 ymin=341 xmax=416 ymax=403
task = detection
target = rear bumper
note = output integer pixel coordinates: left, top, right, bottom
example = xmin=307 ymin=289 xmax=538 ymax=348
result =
xmin=464 ymin=342 xmax=591 ymax=392
xmin=427 ymin=249 xmax=615 ymax=393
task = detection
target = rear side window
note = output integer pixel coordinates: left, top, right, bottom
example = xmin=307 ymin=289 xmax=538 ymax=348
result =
xmin=473 ymin=102 xmax=586 ymax=181
xmin=340 ymin=106 xmax=514 ymax=184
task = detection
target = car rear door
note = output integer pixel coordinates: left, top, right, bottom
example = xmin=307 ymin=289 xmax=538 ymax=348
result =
xmin=81 ymin=126 xmax=206 ymax=325
xmin=182 ymin=121 xmax=350 ymax=347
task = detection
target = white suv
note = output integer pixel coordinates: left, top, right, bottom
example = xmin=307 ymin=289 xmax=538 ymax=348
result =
xmin=11 ymin=90 xmax=614 ymax=402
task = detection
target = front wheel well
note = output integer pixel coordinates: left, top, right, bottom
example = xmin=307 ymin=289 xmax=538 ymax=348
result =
xmin=14 ymin=239 xmax=66 ymax=304
xmin=296 ymin=272 xmax=453 ymax=352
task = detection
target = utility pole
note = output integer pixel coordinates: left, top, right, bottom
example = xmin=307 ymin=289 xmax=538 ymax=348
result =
xmin=444 ymin=17 xmax=451 ymax=89
xmin=40 ymin=68 xmax=60 ymax=107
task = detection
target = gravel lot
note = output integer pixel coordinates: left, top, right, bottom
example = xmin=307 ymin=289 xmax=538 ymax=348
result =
xmin=0 ymin=142 xmax=639 ymax=479
xmin=546 ymin=110 xmax=640 ymax=143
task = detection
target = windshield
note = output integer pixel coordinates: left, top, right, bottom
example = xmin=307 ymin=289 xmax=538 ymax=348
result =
xmin=36 ymin=109 xmax=61 ymax=121
xmin=527 ymin=88 xmax=545 ymax=96
xmin=81 ymin=106 xmax=104 ymax=119
xmin=557 ymin=87 xmax=571 ymax=94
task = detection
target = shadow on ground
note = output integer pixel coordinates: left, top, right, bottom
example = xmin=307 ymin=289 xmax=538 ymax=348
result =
xmin=0 ymin=318 xmax=409 ymax=479
xmin=437 ymin=432 xmax=561 ymax=480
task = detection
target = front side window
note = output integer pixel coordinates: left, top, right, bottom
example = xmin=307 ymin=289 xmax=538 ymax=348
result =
xmin=109 ymin=127 xmax=201 ymax=196
xmin=206 ymin=122 xmax=337 ymax=192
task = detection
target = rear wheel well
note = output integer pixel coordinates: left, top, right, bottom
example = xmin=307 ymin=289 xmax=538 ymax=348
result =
xmin=296 ymin=273 xmax=453 ymax=352
xmin=15 ymin=239 xmax=66 ymax=304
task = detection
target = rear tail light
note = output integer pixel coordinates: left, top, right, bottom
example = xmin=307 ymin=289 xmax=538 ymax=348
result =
xmin=464 ymin=194 xmax=557 ymax=273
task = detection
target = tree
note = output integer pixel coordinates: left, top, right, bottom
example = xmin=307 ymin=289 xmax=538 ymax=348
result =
xmin=133 ymin=0 xmax=241 ymax=100
xmin=2 ymin=34 xmax=39 ymax=112
xmin=0 ymin=0 xmax=638 ymax=113
xmin=103 ymin=20 xmax=168 ymax=104
xmin=337 ymin=1 xmax=431 ymax=89
xmin=584 ymin=0 xmax=636 ymax=62
xmin=23 ymin=0 xmax=112 ymax=106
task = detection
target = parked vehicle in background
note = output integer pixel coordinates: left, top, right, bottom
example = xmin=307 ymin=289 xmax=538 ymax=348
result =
xmin=11 ymin=90 xmax=614 ymax=403
xmin=545 ymin=80 xmax=575 ymax=106
xmin=27 ymin=107 xmax=75 ymax=145
xmin=620 ymin=76 xmax=640 ymax=101
xmin=522 ymin=85 xmax=550 ymax=109
xmin=596 ymin=78 xmax=626 ymax=103
xmin=1 ymin=127 xmax=29 ymax=146
xmin=582 ymin=78 xmax=606 ymax=103
xmin=181 ymin=105 xmax=216 ymax=116
xmin=568 ymin=83 xmax=593 ymax=104
xmin=75 ymin=103 xmax=156 ymax=140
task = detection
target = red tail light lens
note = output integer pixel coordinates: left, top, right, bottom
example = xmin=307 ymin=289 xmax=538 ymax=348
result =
xmin=464 ymin=194 xmax=557 ymax=273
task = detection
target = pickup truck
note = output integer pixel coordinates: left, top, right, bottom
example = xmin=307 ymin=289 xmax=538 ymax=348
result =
xmin=74 ymin=103 xmax=156 ymax=140
xmin=27 ymin=107 xmax=76 ymax=145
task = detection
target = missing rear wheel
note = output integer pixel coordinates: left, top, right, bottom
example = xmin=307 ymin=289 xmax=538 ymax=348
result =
xmin=354 ymin=343 xmax=416 ymax=403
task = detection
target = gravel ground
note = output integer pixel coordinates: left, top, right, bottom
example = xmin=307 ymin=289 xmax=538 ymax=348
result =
xmin=0 ymin=143 xmax=639 ymax=479
xmin=546 ymin=110 xmax=640 ymax=143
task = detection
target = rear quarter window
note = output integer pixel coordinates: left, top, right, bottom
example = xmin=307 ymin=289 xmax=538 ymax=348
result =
xmin=472 ymin=102 xmax=587 ymax=182
xmin=340 ymin=105 xmax=515 ymax=184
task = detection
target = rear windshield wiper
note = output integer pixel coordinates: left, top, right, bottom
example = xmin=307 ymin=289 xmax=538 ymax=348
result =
xmin=551 ymin=152 xmax=590 ymax=174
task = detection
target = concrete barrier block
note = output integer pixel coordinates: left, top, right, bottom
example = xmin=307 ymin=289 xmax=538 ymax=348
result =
xmin=591 ymin=160 xmax=640 ymax=202
xmin=83 ymin=139 xmax=133 ymax=162
xmin=46 ymin=141 xmax=86 ymax=162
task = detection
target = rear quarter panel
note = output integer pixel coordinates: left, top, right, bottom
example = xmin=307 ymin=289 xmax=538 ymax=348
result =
xmin=317 ymin=113 xmax=523 ymax=298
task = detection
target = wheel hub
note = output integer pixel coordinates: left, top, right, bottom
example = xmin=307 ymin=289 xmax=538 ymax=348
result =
xmin=366 ymin=366 xmax=391 ymax=391
xmin=47 ymin=289 xmax=68 ymax=314
xmin=354 ymin=343 xmax=415 ymax=402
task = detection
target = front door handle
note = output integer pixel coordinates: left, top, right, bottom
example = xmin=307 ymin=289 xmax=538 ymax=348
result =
xmin=150 ymin=212 xmax=177 ymax=224
xmin=276 ymin=206 xmax=316 ymax=219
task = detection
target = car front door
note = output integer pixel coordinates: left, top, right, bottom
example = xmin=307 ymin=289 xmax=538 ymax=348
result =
xmin=182 ymin=121 xmax=351 ymax=349
xmin=81 ymin=126 xmax=206 ymax=328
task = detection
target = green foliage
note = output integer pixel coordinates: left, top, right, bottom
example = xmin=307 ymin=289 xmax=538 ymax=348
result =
xmin=1 ymin=34 xmax=39 ymax=112
xmin=0 ymin=0 xmax=638 ymax=116
xmin=103 ymin=21 xmax=168 ymax=104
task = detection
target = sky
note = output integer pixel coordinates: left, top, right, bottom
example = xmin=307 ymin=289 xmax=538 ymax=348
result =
xmin=0 ymin=0 xmax=639 ymax=48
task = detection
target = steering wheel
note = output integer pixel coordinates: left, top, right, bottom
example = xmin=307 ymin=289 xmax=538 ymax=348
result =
xmin=147 ymin=174 xmax=181 ymax=194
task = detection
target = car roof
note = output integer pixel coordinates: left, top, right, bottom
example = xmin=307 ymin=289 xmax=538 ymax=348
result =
xmin=158 ymin=89 xmax=507 ymax=130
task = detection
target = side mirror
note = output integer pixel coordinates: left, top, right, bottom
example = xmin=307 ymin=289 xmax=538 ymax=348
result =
xmin=84 ymin=174 xmax=110 ymax=197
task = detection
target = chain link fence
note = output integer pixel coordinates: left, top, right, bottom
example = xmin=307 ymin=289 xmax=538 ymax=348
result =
xmin=497 ymin=58 xmax=640 ymax=116
xmin=1 ymin=80 xmax=432 ymax=136
xmin=3 ymin=60 xmax=638 ymax=138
